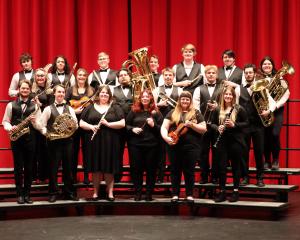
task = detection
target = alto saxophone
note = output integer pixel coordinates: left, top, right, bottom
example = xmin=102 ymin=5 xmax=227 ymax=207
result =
xmin=9 ymin=105 xmax=40 ymax=141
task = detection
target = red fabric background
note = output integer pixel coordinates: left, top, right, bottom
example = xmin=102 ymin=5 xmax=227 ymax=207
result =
xmin=0 ymin=0 xmax=299 ymax=184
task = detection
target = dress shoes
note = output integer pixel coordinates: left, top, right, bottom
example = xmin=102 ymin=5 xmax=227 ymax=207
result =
xmin=64 ymin=194 xmax=79 ymax=201
xmin=171 ymin=195 xmax=179 ymax=203
xmin=214 ymin=191 xmax=226 ymax=202
xmin=200 ymin=178 xmax=208 ymax=184
xmin=145 ymin=194 xmax=153 ymax=202
xmin=134 ymin=193 xmax=142 ymax=201
xmin=229 ymin=191 xmax=239 ymax=202
xmin=107 ymin=196 xmax=115 ymax=202
xmin=17 ymin=196 xmax=25 ymax=204
xmin=264 ymin=161 xmax=271 ymax=170
xmin=240 ymin=177 xmax=249 ymax=186
xmin=48 ymin=195 xmax=57 ymax=203
xmin=211 ymin=178 xmax=218 ymax=184
xmin=271 ymin=160 xmax=279 ymax=170
xmin=256 ymin=179 xmax=265 ymax=187
xmin=24 ymin=196 xmax=33 ymax=204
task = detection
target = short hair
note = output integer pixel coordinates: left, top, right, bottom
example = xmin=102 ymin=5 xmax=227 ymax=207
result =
xmin=150 ymin=54 xmax=159 ymax=62
xmin=18 ymin=79 xmax=32 ymax=89
xmin=204 ymin=65 xmax=218 ymax=73
xmin=19 ymin=53 xmax=32 ymax=65
xmin=98 ymin=52 xmax=109 ymax=59
xmin=222 ymin=49 xmax=236 ymax=59
xmin=243 ymin=63 xmax=257 ymax=72
xmin=181 ymin=43 xmax=196 ymax=54
xmin=53 ymin=84 xmax=66 ymax=93
xmin=117 ymin=68 xmax=132 ymax=78
xmin=162 ymin=67 xmax=175 ymax=76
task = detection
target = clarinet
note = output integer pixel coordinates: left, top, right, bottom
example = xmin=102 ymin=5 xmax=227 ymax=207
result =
xmin=213 ymin=106 xmax=234 ymax=148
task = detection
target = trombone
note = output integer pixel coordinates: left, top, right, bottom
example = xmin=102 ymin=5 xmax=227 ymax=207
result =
xmin=202 ymin=100 xmax=216 ymax=124
xmin=158 ymin=92 xmax=177 ymax=108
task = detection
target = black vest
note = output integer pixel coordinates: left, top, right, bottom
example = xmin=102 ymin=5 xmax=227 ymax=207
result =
xmin=11 ymin=100 xmax=36 ymax=126
xmin=113 ymin=86 xmax=133 ymax=116
xmin=18 ymin=70 xmax=35 ymax=84
xmin=46 ymin=104 xmax=71 ymax=133
xmin=239 ymin=86 xmax=262 ymax=126
xmin=90 ymin=69 xmax=117 ymax=90
xmin=199 ymin=83 xmax=222 ymax=114
xmin=51 ymin=73 xmax=71 ymax=86
xmin=152 ymin=72 xmax=161 ymax=87
xmin=157 ymin=86 xmax=180 ymax=117
xmin=175 ymin=62 xmax=203 ymax=94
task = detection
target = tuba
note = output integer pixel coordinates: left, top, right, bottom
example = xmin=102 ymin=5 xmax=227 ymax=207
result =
xmin=122 ymin=47 xmax=156 ymax=102
xmin=267 ymin=61 xmax=294 ymax=102
xmin=46 ymin=113 xmax=77 ymax=141
xmin=250 ymin=79 xmax=274 ymax=127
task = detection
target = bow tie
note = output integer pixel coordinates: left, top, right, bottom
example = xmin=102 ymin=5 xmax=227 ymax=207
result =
xmin=57 ymin=72 xmax=65 ymax=76
xmin=245 ymin=84 xmax=252 ymax=88
xmin=225 ymin=66 xmax=233 ymax=71
xmin=207 ymin=83 xmax=216 ymax=87
xmin=165 ymin=85 xmax=172 ymax=89
xmin=20 ymin=100 xmax=28 ymax=105
xmin=24 ymin=69 xmax=32 ymax=74
xmin=55 ymin=103 xmax=65 ymax=107
xmin=122 ymin=85 xmax=130 ymax=90
xmin=99 ymin=69 xmax=108 ymax=72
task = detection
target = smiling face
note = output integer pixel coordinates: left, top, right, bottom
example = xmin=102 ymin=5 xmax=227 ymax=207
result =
xmin=56 ymin=57 xmax=65 ymax=72
xmin=76 ymin=69 xmax=87 ymax=86
xmin=205 ymin=69 xmax=217 ymax=83
xmin=149 ymin=56 xmax=159 ymax=73
xmin=223 ymin=89 xmax=234 ymax=105
xmin=180 ymin=96 xmax=191 ymax=111
xmin=222 ymin=54 xmax=235 ymax=67
xmin=35 ymin=69 xmax=46 ymax=86
xmin=54 ymin=85 xmax=65 ymax=103
xmin=97 ymin=53 xmax=110 ymax=70
xmin=21 ymin=59 xmax=32 ymax=71
xmin=99 ymin=87 xmax=110 ymax=105
xmin=261 ymin=60 xmax=273 ymax=75
xmin=19 ymin=82 xmax=31 ymax=98
xmin=163 ymin=70 xmax=174 ymax=86
xmin=141 ymin=91 xmax=151 ymax=107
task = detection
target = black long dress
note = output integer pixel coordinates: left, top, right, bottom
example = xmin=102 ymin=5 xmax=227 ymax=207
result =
xmin=81 ymin=103 xmax=124 ymax=174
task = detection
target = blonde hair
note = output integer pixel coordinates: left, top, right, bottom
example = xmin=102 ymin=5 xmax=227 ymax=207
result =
xmin=204 ymin=65 xmax=218 ymax=73
xmin=181 ymin=43 xmax=196 ymax=55
xmin=171 ymin=91 xmax=196 ymax=125
xmin=32 ymin=68 xmax=51 ymax=93
xmin=219 ymin=86 xmax=237 ymax=124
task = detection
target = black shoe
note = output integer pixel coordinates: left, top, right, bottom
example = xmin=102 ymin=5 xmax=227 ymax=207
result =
xmin=17 ymin=196 xmax=25 ymax=204
xmin=171 ymin=195 xmax=179 ymax=203
xmin=211 ymin=178 xmax=218 ymax=184
xmin=24 ymin=196 xmax=33 ymax=204
xmin=229 ymin=191 xmax=239 ymax=202
xmin=264 ymin=162 xmax=271 ymax=170
xmin=240 ymin=177 xmax=249 ymax=186
xmin=107 ymin=196 xmax=115 ymax=202
xmin=145 ymin=194 xmax=153 ymax=202
xmin=256 ymin=179 xmax=265 ymax=187
xmin=271 ymin=160 xmax=279 ymax=170
xmin=200 ymin=178 xmax=208 ymax=184
xmin=134 ymin=193 xmax=142 ymax=201
xmin=48 ymin=195 xmax=57 ymax=203
xmin=214 ymin=191 xmax=226 ymax=202
xmin=65 ymin=194 xmax=79 ymax=201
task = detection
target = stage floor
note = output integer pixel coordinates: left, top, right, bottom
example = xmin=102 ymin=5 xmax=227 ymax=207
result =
xmin=0 ymin=192 xmax=300 ymax=240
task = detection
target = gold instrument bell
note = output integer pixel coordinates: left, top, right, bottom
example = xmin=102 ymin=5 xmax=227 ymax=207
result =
xmin=251 ymin=79 xmax=274 ymax=127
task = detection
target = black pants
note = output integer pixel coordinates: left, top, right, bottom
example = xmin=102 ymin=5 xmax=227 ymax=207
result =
xmin=32 ymin=130 xmax=49 ymax=181
xmin=169 ymin=146 xmax=198 ymax=196
xmin=200 ymin=129 xmax=218 ymax=180
xmin=156 ymin=138 xmax=167 ymax=181
xmin=264 ymin=107 xmax=284 ymax=162
xmin=128 ymin=144 xmax=159 ymax=194
xmin=215 ymin=136 xmax=242 ymax=190
xmin=72 ymin=128 xmax=88 ymax=182
xmin=241 ymin=125 xmax=264 ymax=178
xmin=48 ymin=138 xmax=75 ymax=196
xmin=11 ymin=134 xmax=35 ymax=197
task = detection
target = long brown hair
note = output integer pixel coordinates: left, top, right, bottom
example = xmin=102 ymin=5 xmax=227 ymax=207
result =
xmin=171 ymin=91 xmax=196 ymax=125
xmin=72 ymin=68 xmax=94 ymax=97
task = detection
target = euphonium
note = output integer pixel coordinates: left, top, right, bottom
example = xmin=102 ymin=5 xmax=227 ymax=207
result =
xmin=9 ymin=105 xmax=40 ymax=141
xmin=122 ymin=47 xmax=156 ymax=102
xmin=250 ymin=79 xmax=274 ymax=127
xmin=268 ymin=60 xmax=294 ymax=102
xmin=46 ymin=113 xmax=77 ymax=140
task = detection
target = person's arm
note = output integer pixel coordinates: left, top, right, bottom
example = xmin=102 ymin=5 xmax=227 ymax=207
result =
xmin=276 ymin=85 xmax=290 ymax=109
xmin=8 ymin=73 xmax=20 ymax=97
xmin=39 ymin=106 xmax=51 ymax=135
xmin=192 ymin=86 xmax=201 ymax=110
xmin=2 ymin=102 xmax=13 ymax=131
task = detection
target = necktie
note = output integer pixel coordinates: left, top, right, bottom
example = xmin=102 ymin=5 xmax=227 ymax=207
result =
xmin=225 ymin=66 xmax=233 ymax=71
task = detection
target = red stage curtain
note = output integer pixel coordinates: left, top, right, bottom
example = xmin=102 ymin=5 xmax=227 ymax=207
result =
xmin=0 ymin=0 xmax=299 ymax=184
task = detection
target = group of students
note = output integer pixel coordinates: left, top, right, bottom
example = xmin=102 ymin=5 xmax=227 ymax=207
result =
xmin=2 ymin=43 xmax=290 ymax=204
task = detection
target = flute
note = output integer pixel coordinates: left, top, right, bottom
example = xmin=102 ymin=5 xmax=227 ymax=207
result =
xmin=91 ymin=102 xmax=112 ymax=140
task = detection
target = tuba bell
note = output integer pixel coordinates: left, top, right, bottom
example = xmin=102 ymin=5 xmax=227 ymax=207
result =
xmin=250 ymin=79 xmax=274 ymax=127
xmin=268 ymin=60 xmax=294 ymax=102
xmin=122 ymin=47 xmax=156 ymax=102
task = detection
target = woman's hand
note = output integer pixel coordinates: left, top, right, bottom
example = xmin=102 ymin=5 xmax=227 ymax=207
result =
xmin=224 ymin=118 xmax=234 ymax=128
xmin=74 ymin=106 xmax=84 ymax=114
xmin=218 ymin=125 xmax=225 ymax=134
xmin=132 ymin=127 xmax=143 ymax=135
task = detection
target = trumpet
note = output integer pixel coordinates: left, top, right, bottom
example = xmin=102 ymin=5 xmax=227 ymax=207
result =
xmin=158 ymin=92 xmax=177 ymax=108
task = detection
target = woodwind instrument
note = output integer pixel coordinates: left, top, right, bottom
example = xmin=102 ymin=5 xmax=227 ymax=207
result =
xmin=91 ymin=102 xmax=112 ymax=140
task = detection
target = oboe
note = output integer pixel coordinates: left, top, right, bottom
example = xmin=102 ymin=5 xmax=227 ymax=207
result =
xmin=213 ymin=106 xmax=234 ymax=148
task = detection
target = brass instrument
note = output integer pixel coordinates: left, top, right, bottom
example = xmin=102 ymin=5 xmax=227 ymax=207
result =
xmin=122 ymin=47 xmax=156 ymax=102
xmin=158 ymin=92 xmax=177 ymax=108
xmin=267 ymin=61 xmax=294 ymax=102
xmin=47 ymin=113 xmax=77 ymax=140
xmin=250 ymin=79 xmax=274 ymax=127
xmin=202 ymin=100 xmax=216 ymax=124
xmin=9 ymin=105 xmax=40 ymax=141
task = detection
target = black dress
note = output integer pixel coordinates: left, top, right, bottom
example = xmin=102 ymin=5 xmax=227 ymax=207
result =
xmin=81 ymin=103 xmax=124 ymax=174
